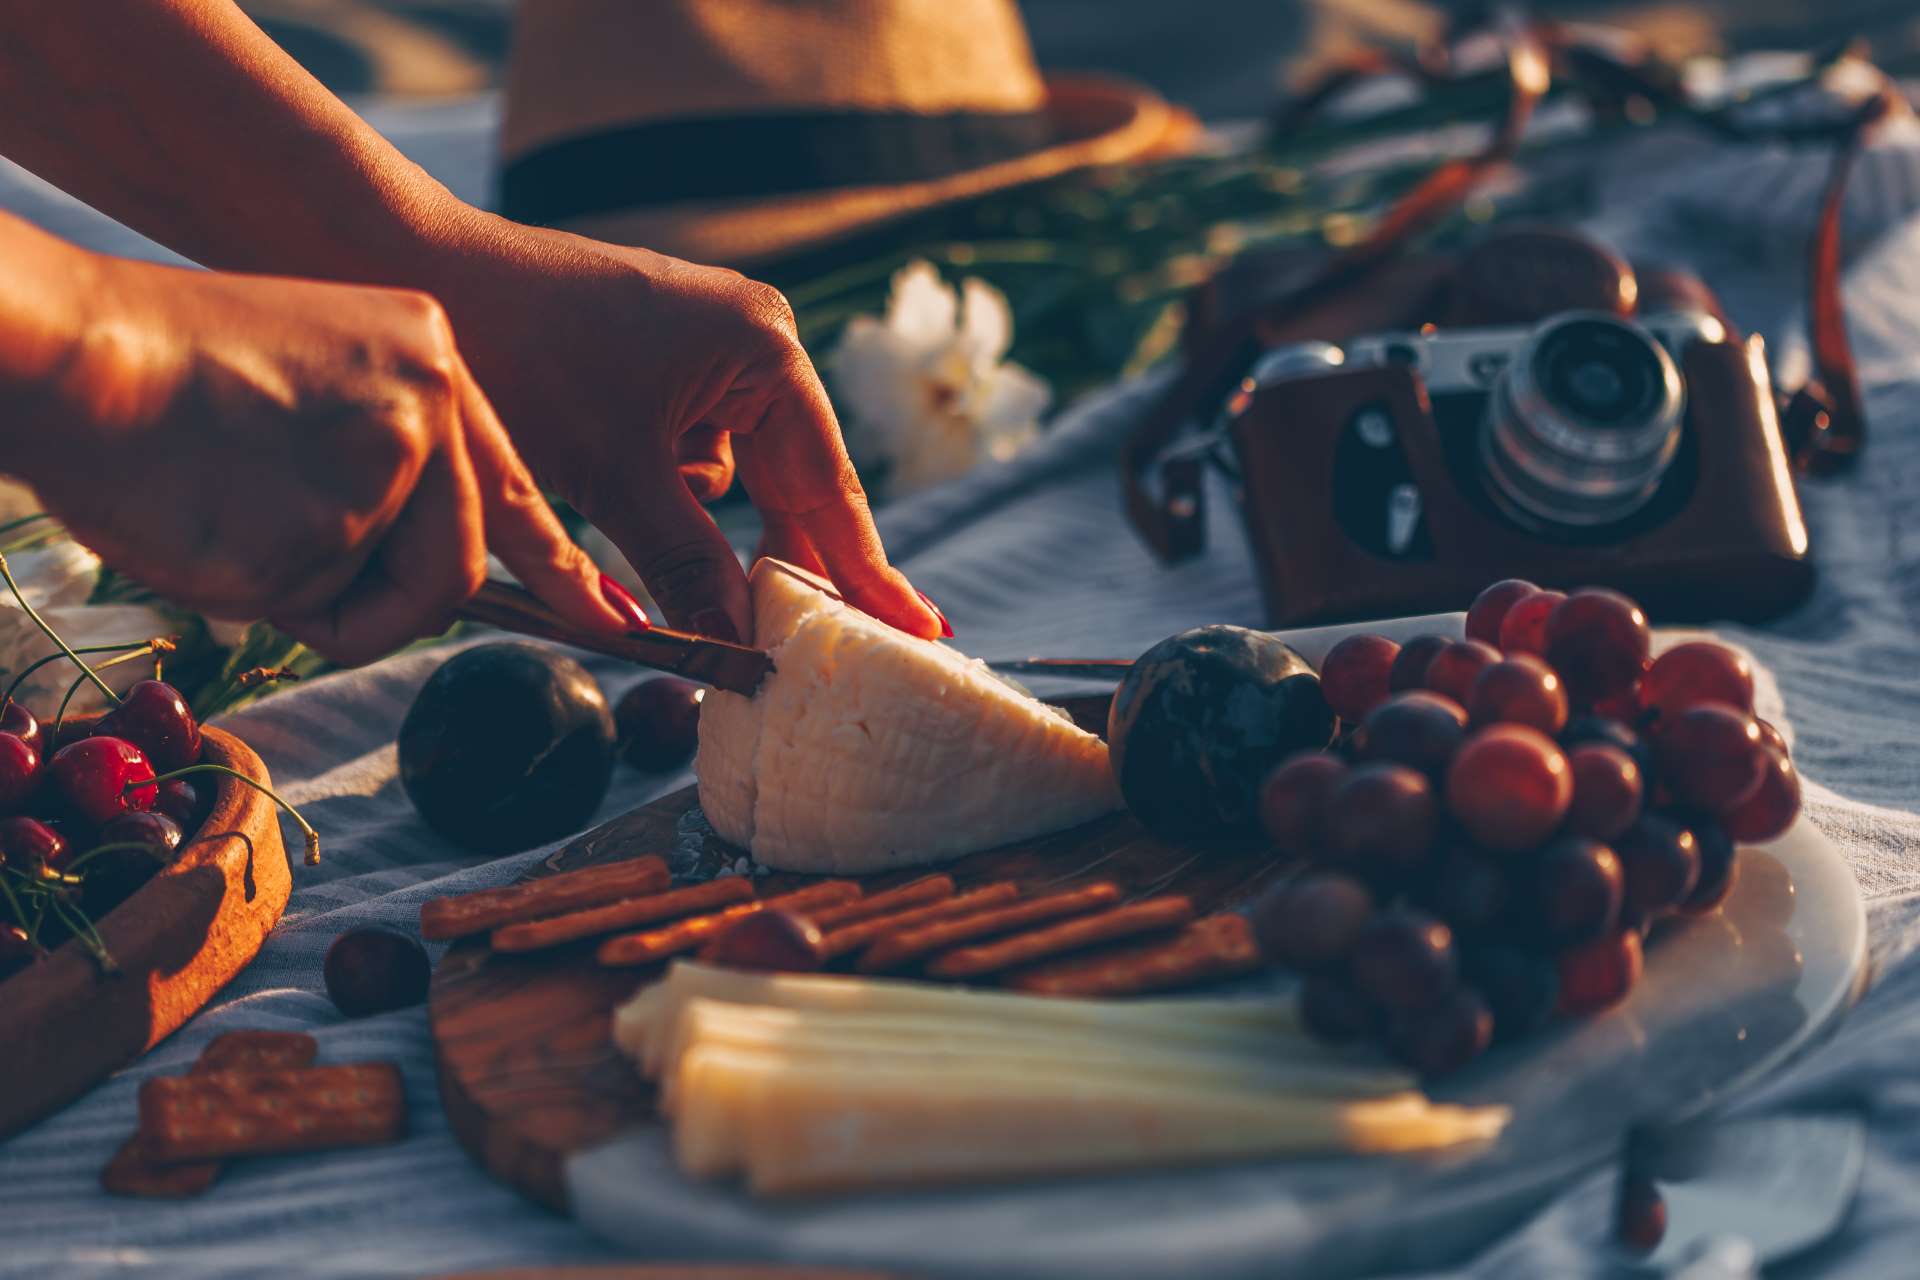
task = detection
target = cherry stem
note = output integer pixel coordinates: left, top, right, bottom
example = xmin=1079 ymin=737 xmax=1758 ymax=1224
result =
xmin=0 ymin=552 xmax=120 ymax=707
xmin=47 ymin=893 xmax=117 ymax=975
xmin=52 ymin=644 xmax=159 ymax=745
xmin=0 ymin=870 xmax=27 ymax=933
xmin=2 ymin=639 xmax=173 ymax=717
xmin=132 ymin=764 xmax=320 ymax=866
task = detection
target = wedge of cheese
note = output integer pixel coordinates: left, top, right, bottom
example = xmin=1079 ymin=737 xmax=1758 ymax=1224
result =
xmin=614 ymin=962 xmax=1306 ymax=1079
xmin=694 ymin=560 xmax=1119 ymax=873
xmin=672 ymin=1043 xmax=1508 ymax=1195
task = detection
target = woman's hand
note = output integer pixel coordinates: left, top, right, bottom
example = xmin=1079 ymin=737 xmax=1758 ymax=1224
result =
xmin=5 ymin=241 xmax=629 ymax=666
xmin=409 ymin=216 xmax=945 ymax=644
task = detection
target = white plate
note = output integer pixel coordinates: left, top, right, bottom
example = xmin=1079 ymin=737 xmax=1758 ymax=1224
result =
xmin=565 ymin=615 xmax=1866 ymax=1280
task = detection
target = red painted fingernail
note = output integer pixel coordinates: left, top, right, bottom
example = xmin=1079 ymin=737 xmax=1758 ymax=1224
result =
xmin=691 ymin=608 xmax=743 ymax=645
xmin=599 ymin=575 xmax=652 ymax=632
xmin=916 ymin=590 xmax=954 ymax=638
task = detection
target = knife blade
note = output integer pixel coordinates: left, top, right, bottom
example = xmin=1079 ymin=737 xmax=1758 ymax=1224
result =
xmin=457 ymin=580 xmax=773 ymax=696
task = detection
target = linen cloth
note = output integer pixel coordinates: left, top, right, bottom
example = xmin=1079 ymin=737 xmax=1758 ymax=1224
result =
xmin=4 ymin=95 xmax=1920 ymax=1277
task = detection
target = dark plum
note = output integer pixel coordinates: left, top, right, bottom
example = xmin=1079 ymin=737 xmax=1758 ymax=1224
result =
xmin=399 ymin=643 xmax=616 ymax=854
xmin=1108 ymin=627 xmax=1334 ymax=842
xmin=614 ymin=677 xmax=704 ymax=772
xmin=324 ymin=926 xmax=431 ymax=1018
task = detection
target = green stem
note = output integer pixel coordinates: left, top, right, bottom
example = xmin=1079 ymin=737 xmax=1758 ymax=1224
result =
xmin=3 ymin=641 xmax=162 ymax=715
xmin=0 ymin=870 xmax=27 ymax=931
xmin=51 ymin=644 xmax=156 ymax=744
xmin=135 ymin=763 xmax=320 ymax=866
xmin=0 ymin=553 xmax=119 ymax=706
xmin=61 ymin=840 xmax=172 ymax=877
xmin=48 ymin=894 xmax=116 ymax=975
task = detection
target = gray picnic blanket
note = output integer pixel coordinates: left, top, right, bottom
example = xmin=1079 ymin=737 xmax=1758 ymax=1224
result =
xmin=4 ymin=94 xmax=1920 ymax=1278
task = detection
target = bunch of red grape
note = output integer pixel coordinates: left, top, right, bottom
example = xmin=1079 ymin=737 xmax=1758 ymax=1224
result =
xmin=1249 ymin=580 xmax=1802 ymax=1076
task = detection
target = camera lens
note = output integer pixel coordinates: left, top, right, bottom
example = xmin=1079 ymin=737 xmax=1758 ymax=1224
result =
xmin=1481 ymin=311 xmax=1685 ymax=529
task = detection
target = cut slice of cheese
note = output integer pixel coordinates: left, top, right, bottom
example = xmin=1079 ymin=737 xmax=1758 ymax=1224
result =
xmin=672 ymin=1043 xmax=1508 ymax=1195
xmin=614 ymin=961 xmax=1306 ymax=1078
xmin=694 ymin=560 xmax=1119 ymax=873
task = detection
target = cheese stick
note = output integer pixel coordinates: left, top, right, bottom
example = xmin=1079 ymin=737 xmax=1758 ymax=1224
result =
xmin=672 ymin=1045 xmax=1508 ymax=1194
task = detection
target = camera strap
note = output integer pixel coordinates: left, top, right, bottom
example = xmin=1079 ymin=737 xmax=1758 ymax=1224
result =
xmin=1122 ymin=22 xmax=1891 ymax=561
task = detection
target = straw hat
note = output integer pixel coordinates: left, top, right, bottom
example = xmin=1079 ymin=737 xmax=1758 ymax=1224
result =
xmin=498 ymin=0 xmax=1197 ymax=267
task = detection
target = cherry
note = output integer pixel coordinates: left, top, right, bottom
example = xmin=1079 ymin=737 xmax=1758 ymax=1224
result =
xmin=96 ymin=810 xmax=185 ymax=860
xmin=1319 ymin=634 xmax=1401 ymax=723
xmin=324 ymin=926 xmax=431 ymax=1018
xmin=615 ymin=677 xmax=703 ymax=772
xmin=1388 ymin=634 xmax=1452 ymax=693
xmin=155 ymin=778 xmax=204 ymax=830
xmin=1543 ymin=589 xmax=1651 ymax=707
xmin=1465 ymin=579 xmax=1540 ymax=647
xmin=1468 ymin=654 xmax=1569 ymax=736
xmin=81 ymin=812 xmax=184 ymax=916
xmin=0 ymin=701 xmax=42 ymax=756
xmin=0 ymin=814 xmax=67 ymax=874
xmin=0 ymin=732 xmax=40 ymax=813
xmin=1497 ymin=589 xmax=1565 ymax=656
xmin=1257 ymin=752 xmax=1347 ymax=855
xmin=47 ymin=736 xmax=157 ymax=825
xmin=93 ymin=680 xmax=201 ymax=773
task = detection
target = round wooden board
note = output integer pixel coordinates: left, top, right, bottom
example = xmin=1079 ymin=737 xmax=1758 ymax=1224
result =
xmin=429 ymin=782 xmax=1284 ymax=1214
xmin=0 ymin=726 xmax=292 ymax=1138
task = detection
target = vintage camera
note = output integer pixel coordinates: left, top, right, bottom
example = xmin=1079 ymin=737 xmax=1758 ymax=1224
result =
xmin=1193 ymin=232 xmax=1814 ymax=627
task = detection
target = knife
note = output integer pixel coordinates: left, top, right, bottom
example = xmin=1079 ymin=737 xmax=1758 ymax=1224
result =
xmin=457 ymin=580 xmax=773 ymax=696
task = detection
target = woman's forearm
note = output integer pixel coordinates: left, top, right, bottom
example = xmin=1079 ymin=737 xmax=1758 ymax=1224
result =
xmin=0 ymin=213 xmax=94 ymax=472
xmin=0 ymin=0 xmax=468 ymax=282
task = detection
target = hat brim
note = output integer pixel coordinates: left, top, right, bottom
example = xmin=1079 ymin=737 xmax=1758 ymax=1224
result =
xmin=542 ymin=74 xmax=1198 ymax=268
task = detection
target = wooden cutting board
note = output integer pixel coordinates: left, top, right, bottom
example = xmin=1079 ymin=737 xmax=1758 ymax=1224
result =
xmin=429 ymin=691 xmax=1285 ymax=1215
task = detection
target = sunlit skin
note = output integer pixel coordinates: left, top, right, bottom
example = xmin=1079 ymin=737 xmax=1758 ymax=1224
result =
xmin=0 ymin=1 xmax=938 ymax=659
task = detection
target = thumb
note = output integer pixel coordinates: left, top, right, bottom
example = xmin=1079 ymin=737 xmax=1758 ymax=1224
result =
xmin=607 ymin=467 xmax=752 ymax=642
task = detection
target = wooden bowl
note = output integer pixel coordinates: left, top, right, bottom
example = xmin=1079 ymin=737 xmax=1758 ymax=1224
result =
xmin=0 ymin=725 xmax=291 ymax=1138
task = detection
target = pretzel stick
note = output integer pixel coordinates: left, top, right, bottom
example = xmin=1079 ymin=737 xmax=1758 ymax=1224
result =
xmin=857 ymin=884 xmax=1121 ymax=974
xmin=420 ymin=855 xmax=668 ymax=940
xmin=808 ymin=876 xmax=954 ymax=929
xmin=491 ymin=877 xmax=754 ymax=953
xmin=596 ymin=881 xmax=860 ymax=968
xmin=1007 ymin=913 xmax=1262 ymax=996
xmin=925 ymin=896 xmax=1194 ymax=980
xmin=820 ymin=884 xmax=1022 ymax=959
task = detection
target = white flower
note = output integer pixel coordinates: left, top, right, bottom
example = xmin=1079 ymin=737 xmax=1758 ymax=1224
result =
xmin=828 ymin=260 xmax=1051 ymax=496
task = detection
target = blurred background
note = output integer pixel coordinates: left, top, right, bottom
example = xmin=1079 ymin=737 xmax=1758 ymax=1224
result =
xmin=237 ymin=0 xmax=1920 ymax=110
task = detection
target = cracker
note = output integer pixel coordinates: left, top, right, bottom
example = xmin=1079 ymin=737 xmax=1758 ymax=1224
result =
xmin=138 ymin=1063 xmax=405 ymax=1163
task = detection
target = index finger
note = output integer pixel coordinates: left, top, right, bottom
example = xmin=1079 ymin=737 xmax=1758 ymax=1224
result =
xmin=733 ymin=364 xmax=941 ymax=639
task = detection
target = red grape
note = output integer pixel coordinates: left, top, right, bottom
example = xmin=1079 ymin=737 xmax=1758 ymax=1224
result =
xmin=1465 ymin=946 xmax=1558 ymax=1042
xmin=1565 ymin=743 xmax=1643 ymax=840
xmin=1422 ymin=845 xmax=1512 ymax=936
xmin=1387 ymin=986 xmax=1493 ymax=1075
xmin=1656 ymin=705 xmax=1767 ymax=813
xmin=1350 ymin=907 xmax=1457 ymax=1010
xmin=1467 ymin=655 xmax=1569 ymax=736
xmin=1445 ymin=725 xmax=1572 ymax=852
xmin=1319 ymin=634 xmax=1400 ymax=722
xmin=1533 ymin=835 xmax=1623 ymax=945
xmin=1754 ymin=718 xmax=1788 ymax=756
xmin=1257 ymin=752 xmax=1348 ymax=855
xmin=1300 ymin=976 xmax=1379 ymax=1044
xmin=1613 ymin=814 xmax=1700 ymax=917
xmin=1360 ymin=692 xmax=1467 ymax=780
xmin=1679 ymin=817 xmax=1738 ymax=914
xmin=1557 ymin=928 xmax=1643 ymax=1015
xmin=1325 ymin=763 xmax=1438 ymax=879
xmin=1424 ymin=639 xmax=1502 ymax=706
xmin=1465 ymin=579 xmax=1541 ymax=646
xmin=1544 ymin=589 xmax=1651 ymax=707
xmin=1562 ymin=716 xmax=1649 ymax=770
xmin=1640 ymin=641 xmax=1754 ymax=722
xmin=1249 ymin=870 xmax=1375 ymax=970
xmin=1388 ymin=634 xmax=1453 ymax=693
xmin=1721 ymin=749 xmax=1801 ymax=843
xmin=1498 ymin=589 xmax=1566 ymax=655
xmin=1616 ymin=1176 xmax=1668 ymax=1255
